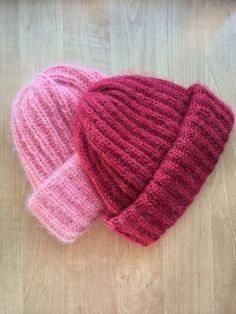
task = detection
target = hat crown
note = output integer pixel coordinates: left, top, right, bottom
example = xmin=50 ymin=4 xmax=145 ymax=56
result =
xmin=12 ymin=65 xmax=102 ymax=187
xmin=76 ymin=75 xmax=190 ymax=215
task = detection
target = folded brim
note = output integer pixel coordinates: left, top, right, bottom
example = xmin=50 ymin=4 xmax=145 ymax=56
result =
xmin=28 ymin=154 xmax=103 ymax=243
xmin=105 ymin=84 xmax=234 ymax=246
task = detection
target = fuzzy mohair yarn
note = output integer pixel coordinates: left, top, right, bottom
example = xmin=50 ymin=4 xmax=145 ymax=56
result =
xmin=74 ymin=75 xmax=234 ymax=246
xmin=12 ymin=65 xmax=104 ymax=243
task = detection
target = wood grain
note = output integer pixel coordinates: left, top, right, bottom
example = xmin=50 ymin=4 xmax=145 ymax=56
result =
xmin=0 ymin=0 xmax=235 ymax=313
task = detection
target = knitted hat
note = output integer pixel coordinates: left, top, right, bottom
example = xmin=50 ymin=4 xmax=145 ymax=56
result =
xmin=74 ymin=75 xmax=234 ymax=246
xmin=12 ymin=64 xmax=104 ymax=243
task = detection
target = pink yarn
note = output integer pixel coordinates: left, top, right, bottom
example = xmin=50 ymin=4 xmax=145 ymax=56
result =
xmin=12 ymin=64 xmax=104 ymax=243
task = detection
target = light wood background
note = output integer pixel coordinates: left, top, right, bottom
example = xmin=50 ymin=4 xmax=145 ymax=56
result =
xmin=0 ymin=1 xmax=236 ymax=313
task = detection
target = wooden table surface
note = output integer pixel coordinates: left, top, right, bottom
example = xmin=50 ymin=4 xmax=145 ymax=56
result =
xmin=1 ymin=1 xmax=236 ymax=313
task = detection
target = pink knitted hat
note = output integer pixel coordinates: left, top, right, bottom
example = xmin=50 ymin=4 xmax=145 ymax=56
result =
xmin=12 ymin=65 xmax=104 ymax=243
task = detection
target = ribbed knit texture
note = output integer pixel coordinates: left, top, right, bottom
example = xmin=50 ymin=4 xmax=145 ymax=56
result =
xmin=74 ymin=75 xmax=234 ymax=246
xmin=12 ymin=64 xmax=104 ymax=243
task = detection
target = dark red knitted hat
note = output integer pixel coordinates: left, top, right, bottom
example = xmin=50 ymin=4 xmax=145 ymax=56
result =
xmin=74 ymin=75 xmax=234 ymax=246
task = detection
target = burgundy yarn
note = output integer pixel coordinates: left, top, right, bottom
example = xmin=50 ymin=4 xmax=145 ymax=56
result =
xmin=74 ymin=75 xmax=234 ymax=246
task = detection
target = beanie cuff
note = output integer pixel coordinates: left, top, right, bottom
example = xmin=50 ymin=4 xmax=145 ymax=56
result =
xmin=28 ymin=154 xmax=102 ymax=243
xmin=105 ymin=84 xmax=234 ymax=246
